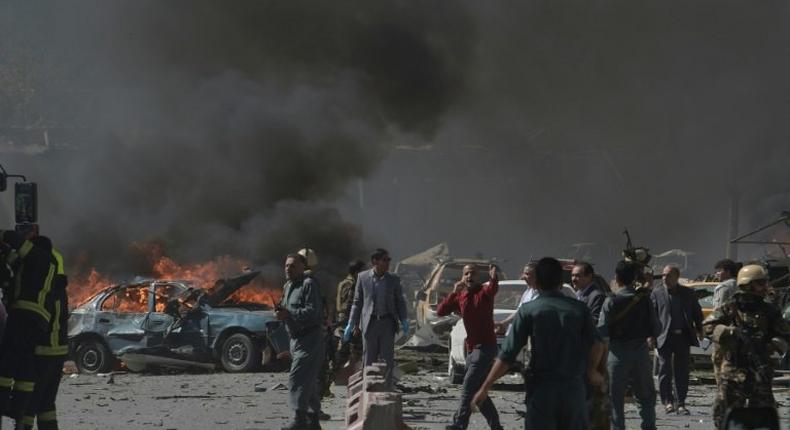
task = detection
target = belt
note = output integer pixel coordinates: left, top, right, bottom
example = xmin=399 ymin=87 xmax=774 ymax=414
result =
xmin=671 ymin=328 xmax=685 ymax=335
xmin=371 ymin=313 xmax=392 ymax=320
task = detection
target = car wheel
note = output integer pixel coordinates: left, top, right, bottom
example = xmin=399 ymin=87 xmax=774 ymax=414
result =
xmin=220 ymin=333 xmax=260 ymax=373
xmin=75 ymin=340 xmax=114 ymax=374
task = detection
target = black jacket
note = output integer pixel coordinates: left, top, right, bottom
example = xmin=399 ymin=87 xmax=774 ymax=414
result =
xmin=651 ymin=284 xmax=704 ymax=349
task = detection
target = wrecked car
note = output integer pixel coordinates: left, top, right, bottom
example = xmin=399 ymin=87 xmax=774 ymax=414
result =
xmin=68 ymin=271 xmax=289 ymax=374
xmin=410 ymin=259 xmax=505 ymax=348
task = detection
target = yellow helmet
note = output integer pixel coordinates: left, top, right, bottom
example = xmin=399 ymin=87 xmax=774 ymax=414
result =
xmin=297 ymin=248 xmax=318 ymax=269
xmin=736 ymin=264 xmax=768 ymax=287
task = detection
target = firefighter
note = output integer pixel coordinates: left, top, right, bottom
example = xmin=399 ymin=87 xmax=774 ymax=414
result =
xmin=22 ymin=248 xmax=68 ymax=430
xmin=0 ymin=228 xmax=58 ymax=422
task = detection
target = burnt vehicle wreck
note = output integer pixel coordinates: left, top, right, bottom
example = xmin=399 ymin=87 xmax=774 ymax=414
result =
xmin=68 ymin=271 xmax=289 ymax=374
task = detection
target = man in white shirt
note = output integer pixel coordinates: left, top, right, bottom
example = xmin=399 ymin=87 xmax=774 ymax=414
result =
xmin=496 ymin=263 xmax=538 ymax=332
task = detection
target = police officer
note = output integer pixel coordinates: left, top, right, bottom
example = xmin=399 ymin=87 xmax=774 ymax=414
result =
xmin=472 ymin=257 xmax=605 ymax=430
xmin=334 ymin=260 xmax=365 ymax=371
xmin=23 ymin=248 xmax=68 ymax=430
xmin=0 ymin=229 xmax=58 ymax=421
xmin=298 ymin=248 xmax=334 ymax=422
xmin=598 ymin=260 xmax=659 ymax=430
xmin=703 ymin=264 xmax=790 ymax=429
xmin=277 ymin=253 xmax=325 ymax=430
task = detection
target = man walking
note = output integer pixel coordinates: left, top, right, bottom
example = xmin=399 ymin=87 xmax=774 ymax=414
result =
xmin=651 ymin=265 xmax=703 ymax=415
xmin=436 ymin=265 xmax=503 ymax=430
xmin=473 ymin=257 xmax=605 ymax=430
xmin=704 ymin=264 xmax=790 ymax=428
xmin=599 ymin=261 xmax=658 ymax=430
xmin=277 ymin=253 xmax=325 ymax=430
xmin=572 ymin=261 xmax=611 ymax=429
xmin=345 ymin=249 xmax=408 ymax=388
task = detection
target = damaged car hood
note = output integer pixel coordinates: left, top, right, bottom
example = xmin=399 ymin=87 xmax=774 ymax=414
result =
xmin=202 ymin=270 xmax=261 ymax=307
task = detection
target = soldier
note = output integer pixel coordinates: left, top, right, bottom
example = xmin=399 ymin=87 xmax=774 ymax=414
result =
xmin=277 ymin=253 xmax=325 ymax=430
xmin=334 ymin=260 xmax=365 ymax=371
xmin=703 ymin=264 xmax=790 ymax=429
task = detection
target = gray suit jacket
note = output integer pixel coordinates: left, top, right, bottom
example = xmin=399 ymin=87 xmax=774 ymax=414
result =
xmin=651 ymin=284 xmax=704 ymax=349
xmin=348 ymin=269 xmax=408 ymax=334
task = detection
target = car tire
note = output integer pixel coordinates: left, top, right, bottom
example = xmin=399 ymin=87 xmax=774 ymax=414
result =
xmin=220 ymin=333 xmax=260 ymax=373
xmin=75 ymin=340 xmax=114 ymax=374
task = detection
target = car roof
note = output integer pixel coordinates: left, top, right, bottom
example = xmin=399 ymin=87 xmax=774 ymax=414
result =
xmin=499 ymin=280 xmax=526 ymax=286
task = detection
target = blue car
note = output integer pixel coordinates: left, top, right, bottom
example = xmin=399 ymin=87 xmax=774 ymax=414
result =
xmin=68 ymin=271 xmax=290 ymax=374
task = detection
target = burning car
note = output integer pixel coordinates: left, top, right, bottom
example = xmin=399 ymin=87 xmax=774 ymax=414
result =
xmin=68 ymin=271 xmax=290 ymax=374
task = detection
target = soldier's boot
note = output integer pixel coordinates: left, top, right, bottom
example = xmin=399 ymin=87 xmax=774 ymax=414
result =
xmin=281 ymin=410 xmax=309 ymax=430
xmin=306 ymin=412 xmax=322 ymax=430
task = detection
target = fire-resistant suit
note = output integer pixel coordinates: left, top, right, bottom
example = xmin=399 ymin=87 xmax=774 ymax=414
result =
xmin=23 ymin=249 xmax=68 ymax=430
xmin=0 ymin=231 xmax=57 ymax=419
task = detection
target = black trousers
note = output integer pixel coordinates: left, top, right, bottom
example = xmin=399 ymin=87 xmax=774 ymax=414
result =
xmin=452 ymin=344 xmax=502 ymax=430
xmin=23 ymin=355 xmax=65 ymax=430
xmin=657 ymin=332 xmax=691 ymax=405
xmin=0 ymin=312 xmax=45 ymax=419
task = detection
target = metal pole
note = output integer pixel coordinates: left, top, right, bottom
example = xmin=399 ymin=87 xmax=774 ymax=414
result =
xmin=726 ymin=192 xmax=739 ymax=260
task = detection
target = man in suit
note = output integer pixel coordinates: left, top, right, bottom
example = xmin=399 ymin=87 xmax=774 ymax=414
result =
xmin=651 ymin=265 xmax=704 ymax=415
xmin=345 ymin=248 xmax=408 ymax=388
xmin=572 ymin=261 xmax=611 ymax=429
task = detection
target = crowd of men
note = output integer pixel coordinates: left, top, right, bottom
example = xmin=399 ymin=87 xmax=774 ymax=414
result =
xmin=276 ymin=248 xmax=790 ymax=430
xmin=0 ymin=234 xmax=785 ymax=430
xmin=0 ymin=227 xmax=69 ymax=430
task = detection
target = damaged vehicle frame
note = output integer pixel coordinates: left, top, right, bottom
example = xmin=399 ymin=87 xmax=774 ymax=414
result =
xmin=68 ymin=271 xmax=289 ymax=374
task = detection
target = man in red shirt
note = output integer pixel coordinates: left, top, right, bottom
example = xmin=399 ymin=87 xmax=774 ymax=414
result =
xmin=437 ymin=265 xmax=503 ymax=430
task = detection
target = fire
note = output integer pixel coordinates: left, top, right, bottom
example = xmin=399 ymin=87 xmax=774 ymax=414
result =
xmin=68 ymin=244 xmax=282 ymax=309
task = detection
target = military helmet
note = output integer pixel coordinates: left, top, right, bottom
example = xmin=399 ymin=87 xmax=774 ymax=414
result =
xmin=298 ymin=248 xmax=318 ymax=269
xmin=736 ymin=264 xmax=768 ymax=287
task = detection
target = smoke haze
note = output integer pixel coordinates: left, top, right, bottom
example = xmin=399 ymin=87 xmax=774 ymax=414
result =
xmin=1 ymin=1 xmax=789 ymax=281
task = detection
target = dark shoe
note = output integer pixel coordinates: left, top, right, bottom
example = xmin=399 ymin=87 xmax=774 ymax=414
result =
xmin=282 ymin=410 xmax=309 ymax=430
xmin=306 ymin=412 xmax=322 ymax=430
xmin=318 ymin=411 xmax=330 ymax=421
xmin=677 ymin=405 xmax=690 ymax=415
xmin=446 ymin=426 xmax=462 ymax=430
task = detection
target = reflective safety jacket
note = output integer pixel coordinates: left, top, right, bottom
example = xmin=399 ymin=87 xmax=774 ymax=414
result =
xmin=35 ymin=249 xmax=69 ymax=357
xmin=2 ymin=231 xmax=58 ymax=327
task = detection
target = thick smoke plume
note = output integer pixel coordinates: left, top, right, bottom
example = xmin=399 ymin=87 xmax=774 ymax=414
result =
xmin=2 ymin=1 xmax=790 ymax=282
xmin=0 ymin=1 xmax=474 ymax=282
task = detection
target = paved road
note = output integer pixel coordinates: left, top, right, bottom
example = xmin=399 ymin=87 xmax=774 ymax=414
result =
xmin=1 ymin=358 xmax=788 ymax=429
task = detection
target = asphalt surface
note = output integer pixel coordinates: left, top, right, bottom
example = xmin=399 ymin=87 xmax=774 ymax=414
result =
xmin=1 ymin=352 xmax=789 ymax=429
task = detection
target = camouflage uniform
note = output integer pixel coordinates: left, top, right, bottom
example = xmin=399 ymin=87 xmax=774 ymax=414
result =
xmin=334 ymin=275 xmax=362 ymax=368
xmin=703 ymin=290 xmax=790 ymax=429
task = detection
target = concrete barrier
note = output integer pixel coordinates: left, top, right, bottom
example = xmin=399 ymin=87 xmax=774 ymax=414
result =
xmin=345 ymin=362 xmax=409 ymax=430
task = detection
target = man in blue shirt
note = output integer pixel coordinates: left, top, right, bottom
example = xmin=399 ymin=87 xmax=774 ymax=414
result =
xmin=598 ymin=261 xmax=659 ymax=430
xmin=472 ymin=257 xmax=605 ymax=429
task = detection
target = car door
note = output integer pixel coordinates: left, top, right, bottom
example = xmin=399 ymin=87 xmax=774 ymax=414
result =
xmin=140 ymin=282 xmax=184 ymax=348
xmin=102 ymin=284 xmax=151 ymax=352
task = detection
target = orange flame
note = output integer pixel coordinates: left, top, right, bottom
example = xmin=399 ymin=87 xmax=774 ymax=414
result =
xmin=69 ymin=245 xmax=282 ymax=309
